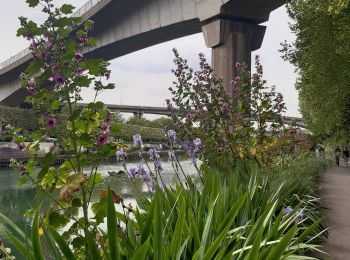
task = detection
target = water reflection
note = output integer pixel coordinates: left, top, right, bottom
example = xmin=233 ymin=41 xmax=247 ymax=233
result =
xmin=0 ymin=160 xmax=197 ymax=259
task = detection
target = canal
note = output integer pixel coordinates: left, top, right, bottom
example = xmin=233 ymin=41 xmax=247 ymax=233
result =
xmin=0 ymin=159 xmax=197 ymax=259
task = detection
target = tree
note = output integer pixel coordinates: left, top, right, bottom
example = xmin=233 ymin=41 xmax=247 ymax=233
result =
xmin=282 ymin=0 xmax=350 ymax=141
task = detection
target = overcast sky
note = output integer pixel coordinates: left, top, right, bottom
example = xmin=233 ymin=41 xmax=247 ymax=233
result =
xmin=0 ymin=1 xmax=299 ymax=117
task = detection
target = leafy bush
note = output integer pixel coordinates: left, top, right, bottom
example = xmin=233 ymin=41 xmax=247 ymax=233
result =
xmin=112 ymin=123 xmax=167 ymax=143
xmin=167 ymin=51 xmax=286 ymax=168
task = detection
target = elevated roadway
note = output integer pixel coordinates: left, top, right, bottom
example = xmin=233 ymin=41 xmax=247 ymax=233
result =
xmin=0 ymin=0 xmax=285 ymax=106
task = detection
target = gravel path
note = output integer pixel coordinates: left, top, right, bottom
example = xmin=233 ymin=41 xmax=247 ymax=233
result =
xmin=319 ymin=166 xmax=350 ymax=259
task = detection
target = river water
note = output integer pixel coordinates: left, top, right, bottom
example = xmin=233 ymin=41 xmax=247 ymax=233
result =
xmin=0 ymin=159 xmax=197 ymax=259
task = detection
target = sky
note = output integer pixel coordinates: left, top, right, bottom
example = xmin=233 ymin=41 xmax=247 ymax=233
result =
xmin=0 ymin=1 xmax=299 ymax=118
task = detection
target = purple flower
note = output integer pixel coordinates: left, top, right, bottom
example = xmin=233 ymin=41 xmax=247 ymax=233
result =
xmin=193 ymin=138 xmax=202 ymax=149
xmin=54 ymin=76 xmax=65 ymax=85
xmin=40 ymin=67 xmax=46 ymax=74
xmin=235 ymin=76 xmax=241 ymax=82
xmin=133 ymin=134 xmax=143 ymax=147
xmin=146 ymin=181 xmax=155 ymax=192
xmin=255 ymin=54 xmax=260 ymax=61
xmin=26 ymin=77 xmax=36 ymax=94
xmin=183 ymin=141 xmax=199 ymax=165
xmin=129 ymin=167 xmax=137 ymax=178
xmin=137 ymin=163 xmax=151 ymax=182
xmin=167 ymin=129 xmax=177 ymax=141
xmin=223 ymin=103 xmax=230 ymax=113
xmin=154 ymin=159 xmax=163 ymax=171
xmin=74 ymin=53 xmax=84 ymax=62
xmin=168 ymin=150 xmax=175 ymax=161
xmin=283 ymin=206 xmax=293 ymax=215
xmin=46 ymin=37 xmax=52 ymax=49
xmin=45 ymin=116 xmax=57 ymax=129
xmin=190 ymin=153 xmax=197 ymax=166
xmin=116 ymin=148 xmax=127 ymax=161
xmin=148 ymin=148 xmax=160 ymax=160
xmin=74 ymin=68 xmax=84 ymax=76
xmin=183 ymin=141 xmax=195 ymax=153
xmin=51 ymin=65 xmax=58 ymax=76
xmin=78 ymin=34 xmax=88 ymax=43
xmin=137 ymin=162 xmax=144 ymax=172
xmin=12 ymin=140 xmax=25 ymax=151
xmin=235 ymin=62 xmax=240 ymax=69
xmin=104 ymin=114 xmax=112 ymax=129
xmin=97 ymin=134 xmax=110 ymax=146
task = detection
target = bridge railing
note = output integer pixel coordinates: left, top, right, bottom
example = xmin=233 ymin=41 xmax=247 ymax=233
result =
xmin=0 ymin=0 xmax=106 ymax=74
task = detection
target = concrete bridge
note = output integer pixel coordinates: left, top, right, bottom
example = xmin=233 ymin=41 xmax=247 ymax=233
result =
xmin=0 ymin=0 xmax=285 ymax=106
xmin=77 ymin=103 xmax=306 ymax=128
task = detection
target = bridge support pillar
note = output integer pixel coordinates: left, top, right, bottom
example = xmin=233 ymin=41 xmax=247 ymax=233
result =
xmin=202 ymin=19 xmax=266 ymax=95
xmin=133 ymin=111 xmax=144 ymax=119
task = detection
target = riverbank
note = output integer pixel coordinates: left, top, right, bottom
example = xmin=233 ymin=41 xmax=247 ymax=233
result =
xmin=0 ymin=143 xmax=183 ymax=167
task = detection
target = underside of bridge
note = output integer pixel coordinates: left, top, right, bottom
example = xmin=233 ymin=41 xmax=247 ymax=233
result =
xmin=0 ymin=0 xmax=285 ymax=106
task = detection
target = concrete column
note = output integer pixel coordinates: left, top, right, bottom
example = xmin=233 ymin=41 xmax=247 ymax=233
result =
xmin=133 ymin=111 xmax=143 ymax=119
xmin=202 ymin=19 xmax=266 ymax=95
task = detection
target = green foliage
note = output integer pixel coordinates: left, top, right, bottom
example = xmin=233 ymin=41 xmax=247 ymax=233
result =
xmin=0 ymin=105 xmax=39 ymax=138
xmin=112 ymin=123 xmax=167 ymax=142
xmin=126 ymin=116 xmax=174 ymax=129
xmin=282 ymin=0 xmax=350 ymax=141
xmin=1 ymin=159 xmax=327 ymax=259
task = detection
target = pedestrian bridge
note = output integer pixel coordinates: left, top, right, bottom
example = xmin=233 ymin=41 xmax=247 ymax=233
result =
xmin=0 ymin=0 xmax=284 ymax=106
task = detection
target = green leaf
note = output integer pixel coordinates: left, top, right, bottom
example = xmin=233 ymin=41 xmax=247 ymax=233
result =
xmin=267 ymin=225 xmax=298 ymax=260
xmin=86 ymin=229 xmax=101 ymax=260
xmin=32 ymin=208 xmax=44 ymax=260
xmin=200 ymin=195 xmax=219 ymax=258
xmin=46 ymin=224 xmax=75 ymax=260
xmin=203 ymin=193 xmax=247 ymax=260
xmin=246 ymin=228 xmax=263 ymax=260
xmin=87 ymin=37 xmax=97 ymax=47
xmin=153 ymin=192 xmax=163 ymax=260
xmin=47 ymin=211 xmax=70 ymax=228
xmin=131 ymin=238 xmax=150 ymax=260
xmin=4 ymin=229 xmax=28 ymax=257
xmin=107 ymin=186 xmax=118 ymax=260
xmin=61 ymin=4 xmax=75 ymax=14
xmin=110 ymin=124 xmax=122 ymax=134
xmin=65 ymin=39 xmax=77 ymax=55
xmin=26 ymin=60 xmax=44 ymax=75
xmin=171 ymin=196 xmax=186 ymax=259
xmin=141 ymin=201 xmax=154 ymax=243
xmin=51 ymin=100 xmax=62 ymax=110
xmin=0 ymin=211 xmax=26 ymax=240
xmin=72 ymin=198 xmax=82 ymax=207
xmin=85 ymin=59 xmax=103 ymax=76
xmin=42 ymin=225 xmax=63 ymax=260
xmin=176 ymin=236 xmax=190 ymax=260
xmin=26 ymin=0 xmax=39 ymax=7
xmin=30 ymin=130 xmax=45 ymax=142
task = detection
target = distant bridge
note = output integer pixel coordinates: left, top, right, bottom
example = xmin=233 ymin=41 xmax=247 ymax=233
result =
xmin=78 ymin=103 xmax=306 ymax=128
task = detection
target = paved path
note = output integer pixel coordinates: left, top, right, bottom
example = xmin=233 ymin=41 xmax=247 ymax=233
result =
xmin=319 ymin=166 xmax=350 ymax=259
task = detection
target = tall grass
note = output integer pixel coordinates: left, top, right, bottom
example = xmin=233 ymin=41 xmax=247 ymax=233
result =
xmin=0 ymin=157 xmax=328 ymax=259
